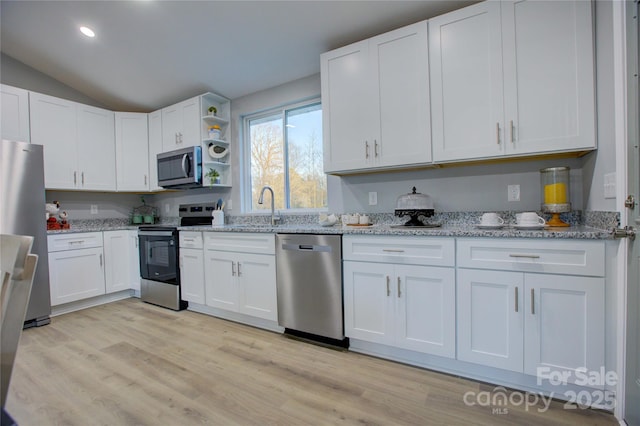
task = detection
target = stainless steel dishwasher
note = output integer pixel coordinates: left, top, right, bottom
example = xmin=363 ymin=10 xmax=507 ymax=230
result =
xmin=275 ymin=234 xmax=347 ymax=346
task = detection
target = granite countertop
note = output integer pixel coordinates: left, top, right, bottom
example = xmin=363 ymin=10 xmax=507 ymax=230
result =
xmin=180 ymin=223 xmax=613 ymax=239
xmin=47 ymin=211 xmax=618 ymax=240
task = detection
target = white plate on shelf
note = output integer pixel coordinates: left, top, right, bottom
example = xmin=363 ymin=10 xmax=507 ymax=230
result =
xmin=476 ymin=224 xmax=504 ymax=229
xmin=513 ymin=224 xmax=546 ymax=230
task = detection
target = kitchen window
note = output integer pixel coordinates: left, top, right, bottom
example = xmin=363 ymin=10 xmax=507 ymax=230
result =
xmin=242 ymin=99 xmax=326 ymax=211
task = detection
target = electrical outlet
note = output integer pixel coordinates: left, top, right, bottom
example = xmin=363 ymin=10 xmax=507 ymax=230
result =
xmin=507 ymin=185 xmax=520 ymax=202
xmin=90 ymin=205 xmax=98 ymax=214
xmin=604 ymin=173 xmax=616 ymax=199
xmin=226 ymin=199 xmax=232 ymax=210
xmin=369 ymin=192 xmax=378 ymax=206
xmin=165 ymin=203 xmax=171 ymax=213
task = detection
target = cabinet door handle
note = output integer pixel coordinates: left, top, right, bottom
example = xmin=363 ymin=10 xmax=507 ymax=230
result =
xmin=144 ymin=174 xmax=147 ymax=185
xmin=365 ymin=141 xmax=369 ymax=159
xmin=496 ymin=122 xmax=500 ymax=145
xmin=374 ymin=140 xmax=379 ymax=157
xmin=531 ymin=288 xmax=535 ymax=314
xmin=397 ymin=277 xmax=401 ymax=298
xmin=231 ymin=261 xmax=236 ymax=276
xmin=386 ymin=276 xmax=390 ymax=296
xmin=382 ymin=249 xmax=405 ymax=253
xmin=509 ymin=254 xmax=540 ymax=259
xmin=237 ymin=262 xmax=242 ymax=277
xmin=81 ymin=172 xmax=85 ymax=185
xmin=509 ymin=120 xmax=514 ymax=143
xmin=99 ymin=254 xmax=103 ymax=267
xmin=74 ymin=171 xmax=77 ymax=185
xmin=515 ymin=287 xmax=519 ymax=312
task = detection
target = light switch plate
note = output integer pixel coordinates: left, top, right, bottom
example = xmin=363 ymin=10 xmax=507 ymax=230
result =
xmin=604 ymin=173 xmax=616 ymax=199
xmin=369 ymin=192 xmax=378 ymax=206
xmin=507 ymin=185 xmax=520 ymax=202
xmin=165 ymin=203 xmax=171 ymax=213
xmin=90 ymin=205 xmax=98 ymax=214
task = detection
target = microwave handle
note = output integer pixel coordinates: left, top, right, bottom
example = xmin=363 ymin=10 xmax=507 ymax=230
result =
xmin=181 ymin=154 xmax=191 ymax=178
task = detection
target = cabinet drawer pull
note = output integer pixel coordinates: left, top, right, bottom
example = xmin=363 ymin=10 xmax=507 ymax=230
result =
xmin=365 ymin=141 xmax=369 ymax=159
xmin=69 ymin=240 xmax=85 ymax=245
xmin=509 ymin=120 xmax=514 ymax=143
xmin=496 ymin=122 xmax=500 ymax=145
xmin=531 ymin=288 xmax=535 ymax=314
xmin=183 ymin=238 xmax=194 ymax=242
xmin=386 ymin=276 xmax=390 ymax=296
xmin=509 ymin=254 xmax=540 ymax=259
xmin=382 ymin=249 xmax=405 ymax=253
xmin=397 ymin=277 xmax=401 ymax=298
xmin=515 ymin=287 xmax=518 ymax=312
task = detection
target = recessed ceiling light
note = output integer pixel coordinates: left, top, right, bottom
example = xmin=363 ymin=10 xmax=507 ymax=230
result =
xmin=79 ymin=26 xmax=95 ymax=38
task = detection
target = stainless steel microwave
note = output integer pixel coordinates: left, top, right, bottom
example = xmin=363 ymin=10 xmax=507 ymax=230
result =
xmin=157 ymin=146 xmax=202 ymax=189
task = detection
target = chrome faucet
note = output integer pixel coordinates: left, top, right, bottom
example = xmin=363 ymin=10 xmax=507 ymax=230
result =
xmin=258 ymin=185 xmax=280 ymax=225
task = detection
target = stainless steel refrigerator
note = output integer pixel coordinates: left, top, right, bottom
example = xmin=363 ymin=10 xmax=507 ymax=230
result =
xmin=1 ymin=140 xmax=51 ymax=327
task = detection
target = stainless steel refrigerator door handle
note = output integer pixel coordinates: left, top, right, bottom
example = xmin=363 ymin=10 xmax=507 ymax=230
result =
xmin=181 ymin=154 xmax=189 ymax=178
xmin=496 ymin=123 xmax=500 ymax=144
xmin=231 ymin=261 xmax=236 ymax=276
xmin=515 ymin=287 xmax=519 ymax=312
xmin=386 ymin=276 xmax=390 ymax=296
xmin=531 ymin=288 xmax=535 ymax=314
xmin=397 ymin=277 xmax=401 ymax=298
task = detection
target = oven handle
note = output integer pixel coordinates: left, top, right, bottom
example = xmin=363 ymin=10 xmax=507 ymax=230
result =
xmin=138 ymin=231 xmax=175 ymax=237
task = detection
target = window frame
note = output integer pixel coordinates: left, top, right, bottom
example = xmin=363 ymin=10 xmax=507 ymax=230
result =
xmin=240 ymin=97 xmax=325 ymax=213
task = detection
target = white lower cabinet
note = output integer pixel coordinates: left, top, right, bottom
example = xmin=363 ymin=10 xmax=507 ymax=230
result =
xmin=456 ymin=238 xmax=605 ymax=388
xmin=179 ymin=231 xmax=205 ymax=304
xmin=203 ymin=233 xmax=277 ymax=322
xmin=48 ymin=233 xmax=106 ymax=306
xmin=343 ymin=236 xmax=456 ymax=358
xmin=103 ymin=230 xmax=139 ymax=294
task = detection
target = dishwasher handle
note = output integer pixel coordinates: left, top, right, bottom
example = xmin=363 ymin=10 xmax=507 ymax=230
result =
xmin=281 ymin=243 xmax=333 ymax=253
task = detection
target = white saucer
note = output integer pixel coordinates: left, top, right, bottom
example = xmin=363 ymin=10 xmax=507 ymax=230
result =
xmin=513 ymin=224 xmax=546 ymax=230
xmin=476 ymin=223 xmax=504 ymax=229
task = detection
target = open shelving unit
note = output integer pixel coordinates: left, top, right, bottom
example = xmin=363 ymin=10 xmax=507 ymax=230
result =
xmin=200 ymin=92 xmax=232 ymax=188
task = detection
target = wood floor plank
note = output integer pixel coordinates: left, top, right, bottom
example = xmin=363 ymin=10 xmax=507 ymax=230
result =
xmin=5 ymin=298 xmax=618 ymax=425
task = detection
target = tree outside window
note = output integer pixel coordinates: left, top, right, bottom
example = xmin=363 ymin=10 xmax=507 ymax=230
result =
xmin=246 ymin=101 xmax=326 ymax=211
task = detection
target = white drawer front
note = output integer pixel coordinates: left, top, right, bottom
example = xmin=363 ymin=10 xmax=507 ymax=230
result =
xmin=457 ymin=238 xmax=605 ymax=277
xmin=343 ymin=235 xmax=455 ymax=267
xmin=179 ymin=231 xmax=203 ymax=249
xmin=204 ymin=232 xmax=275 ymax=255
xmin=47 ymin=232 xmax=103 ymax=252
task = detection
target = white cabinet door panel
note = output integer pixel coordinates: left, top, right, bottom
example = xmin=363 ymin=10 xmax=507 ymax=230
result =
xmin=1 ymin=84 xmax=30 ymax=142
xmin=343 ymin=262 xmax=393 ymax=345
xmin=48 ymin=247 xmax=105 ymax=306
xmin=204 ymin=251 xmax=237 ymax=311
xmin=429 ymin=1 xmax=504 ymax=162
xmin=180 ymin=248 xmax=205 ymax=304
xmin=148 ymin=110 xmax=163 ymax=191
xmin=395 ymin=265 xmax=455 ymax=358
xmin=237 ymin=253 xmax=277 ymax=321
xmin=115 ymin=112 xmax=149 ymax=191
xmin=457 ymin=268 xmax=523 ymax=372
xmin=524 ymin=274 xmax=605 ymax=387
xmin=502 ymin=0 xmax=595 ymax=155
xmin=103 ymin=230 xmax=133 ymax=294
xmin=77 ymin=105 xmax=115 ymax=191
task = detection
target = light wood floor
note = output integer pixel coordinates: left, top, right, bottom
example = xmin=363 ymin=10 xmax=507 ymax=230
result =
xmin=6 ymin=298 xmax=616 ymax=425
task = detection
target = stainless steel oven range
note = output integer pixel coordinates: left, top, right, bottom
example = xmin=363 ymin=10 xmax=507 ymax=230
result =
xmin=138 ymin=226 xmax=187 ymax=311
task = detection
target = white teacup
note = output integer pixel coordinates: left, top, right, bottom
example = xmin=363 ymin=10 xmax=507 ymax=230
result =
xmin=516 ymin=212 xmax=546 ymax=226
xmin=480 ymin=212 xmax=504 ymax=226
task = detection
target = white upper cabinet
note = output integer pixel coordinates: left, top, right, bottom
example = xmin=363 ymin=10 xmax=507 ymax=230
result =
xmin=429 ymin=0 xmax=595 ymax=163
xmin=29 ymin=92 xmax=79 ymax=189
xmin=322 ymin=22 xmax=431 ymax=173
xmin=77 ymin=104 xmax=116 ymax=191
xmin=148 ymin=109 xmax=164 ymax=191
xmin=1 ymin=84 xmax=30 ymax=142
xmin=115 ymin=112 xmax=149 ymax=191
xmin=30 ymin=92 xmax=116 ymax=190
xmin=162 ymin=96 xmax=200 ymax=152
